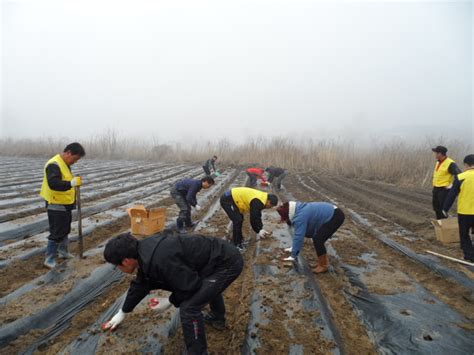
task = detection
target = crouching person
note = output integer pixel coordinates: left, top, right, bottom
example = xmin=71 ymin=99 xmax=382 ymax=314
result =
xmin=277 ymin=201 xmax=345 ymax=273
xmin=102 ymin=231 xmax=243 ymax=355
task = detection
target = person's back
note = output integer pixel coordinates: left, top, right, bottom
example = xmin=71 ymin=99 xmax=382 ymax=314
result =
xmin=247 ymin=167 xmax=264 ymax=175
xmin=266 ymin=167 xmax=284 ymax=177
xmin=456 ymin=169 xmax=474 ymax=215
xmin=175 ymin=178 xmax=201 ymax=193
xmin=294 ymin=202 xmax=335 ymax=235
xmin=138 ymin=231 xmax=237 ymax=280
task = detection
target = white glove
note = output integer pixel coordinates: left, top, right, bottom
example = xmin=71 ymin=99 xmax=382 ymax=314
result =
xmin=283 ymin=256 xmax=295 ymax=262
xmin=442 ymin=210 xmax=448 ymax=218
xmin=194 ymin=204 xmax=202 ymax=211
xmin=149 ymin=297 xmax=172 ymax=312
xmin=70 ymin=177 xmax=82 ymax=187
xmin=258 ymin=229 xmax=270 ymax=238
xmin=102 ymin=309 xmax=126 ymax=330
xmin=284 ymin=247 xmax=292 ymax=253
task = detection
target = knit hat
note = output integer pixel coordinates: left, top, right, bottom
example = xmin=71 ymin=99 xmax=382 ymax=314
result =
xmin=277 ymin=201 xmax=297 ymax=223
xmin=277 ymin=202 xmax=289 ymax=222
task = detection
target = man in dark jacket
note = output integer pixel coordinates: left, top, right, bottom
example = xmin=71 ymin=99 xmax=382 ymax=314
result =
xmin=103 ymin=231 xmax=244 ymax=355
xmin=170 ymin=176 xmax=215 ymax=233
xmin=265 ymin=166 xmax=287 ymax=191
xmin=40 ymin=142 xmax=86 ymax=268
xmin=202 ymin=156 xmax=218 ymax=176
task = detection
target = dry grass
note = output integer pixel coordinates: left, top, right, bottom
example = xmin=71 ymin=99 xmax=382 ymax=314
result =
xmin=0 ymin=132 xmax=471 ymax=187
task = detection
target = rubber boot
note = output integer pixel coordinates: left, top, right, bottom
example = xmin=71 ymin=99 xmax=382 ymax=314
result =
xmin=44 ymin=240 xmax=58 ymax=269
xmin=315 ymin=254 xmax=329 ymax=274
xmin=58 ymin=238 xmax=73 ymax=259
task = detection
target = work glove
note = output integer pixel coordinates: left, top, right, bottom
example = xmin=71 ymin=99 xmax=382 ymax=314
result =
xmin=283 ymin=256 xmax=296 ymax=262
xmin=102 ymin=309 xmax=126 ymax=331
xmin=149 ymin=297 xmax=172 ymax=312
xmin=258 ymin=229 xmax=270 ymax=239
xmin=70 ymin=176 xmax=82 ymax=187
xmin=442 ymin=210 xmax=448 ymax=218
xmin=284 ymin=247 xmax=292 ymax=253
xmin=194 ymin=204 xmax=202 ymax=211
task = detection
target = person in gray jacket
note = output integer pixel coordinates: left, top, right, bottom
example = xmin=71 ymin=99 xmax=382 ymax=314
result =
xmin=203 ymin=156 xmax=218 ymax=175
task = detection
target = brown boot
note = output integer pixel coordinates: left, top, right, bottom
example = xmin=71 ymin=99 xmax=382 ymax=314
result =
xmin=315 ymin=254 xmax=329 ymax=274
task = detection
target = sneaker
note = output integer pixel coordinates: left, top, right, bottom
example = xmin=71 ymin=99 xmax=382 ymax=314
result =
xmin=236 ymin=245 xmax=246 ymax=254
xmin=204 ymin=312 xmax=226 ymax=330
xmin=44 ymin=256 xmax=57 ymax=269
xmin=178 ymin=228 xmax=188 ymax=235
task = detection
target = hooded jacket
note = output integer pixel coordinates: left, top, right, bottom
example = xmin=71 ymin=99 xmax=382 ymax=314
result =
xmin=122 ymin=231 xmax=239 ymax=312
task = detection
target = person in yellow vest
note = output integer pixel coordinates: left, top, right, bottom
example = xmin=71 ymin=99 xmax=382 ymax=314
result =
xmin=443 ymin=154 xmax=474 ymax=262
xmin=40 ymin=143 xmax=85 ymax=269
xmin=219 ymin=187 xmax=278 ymax=251
xmin=431 ymin=145 xmax=461 ymax=219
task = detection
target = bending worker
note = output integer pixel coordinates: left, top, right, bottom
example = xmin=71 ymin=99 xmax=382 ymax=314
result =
xmin=40 ymin=142 xmax=86 ymax=269
xmin=203 ymin=155 xmax=218 ymax=176
xmin=265 ymin=166 xmax=288 ymax=191
xmin=103 ymin=231 xmax=243 ymax=355
xmin=220 ymin=187 xmax=278 ymax=251
xmin=277 ymin=201 xmax=345 ymax=273
xmin=443 ymin=154 xmax=474 ymax=262
xmin=432 ymin=145 xmax=461 ymax=219
xmin=170 ymin=176 xmax=215 ymax=233
xmin=246 ymin=167 xmax=267 ymax=188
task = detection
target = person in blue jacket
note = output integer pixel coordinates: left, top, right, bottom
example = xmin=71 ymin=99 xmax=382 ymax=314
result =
xmin=171 ymin=176 xmax=215 ymax=233
xmin=277 ymin=201 xmax=345 ymax=273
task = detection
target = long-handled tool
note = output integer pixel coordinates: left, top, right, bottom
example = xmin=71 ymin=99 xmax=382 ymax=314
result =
xmin=76 ymin=179 xmax=84 ymax=259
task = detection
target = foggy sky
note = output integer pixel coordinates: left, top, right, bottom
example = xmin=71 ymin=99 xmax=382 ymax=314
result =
xmin=1 ymin=0 xmax=473 ymax=145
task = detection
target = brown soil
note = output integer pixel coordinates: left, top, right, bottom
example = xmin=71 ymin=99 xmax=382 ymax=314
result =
xmin=290 ymin=174 xmax=474 ymax=322
xmin=2 ymin=167 xmax=473 ymax=354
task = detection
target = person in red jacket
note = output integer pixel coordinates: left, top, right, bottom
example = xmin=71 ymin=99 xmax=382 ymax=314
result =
xmin=246 ymin=167 xmax=267 ymax=187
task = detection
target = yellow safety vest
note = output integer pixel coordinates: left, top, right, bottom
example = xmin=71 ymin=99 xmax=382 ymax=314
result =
xmin=457 ymin=169 xmax=474 ymax=215
xmin=231 ymin=187 xmax=268 ymax=213
xmin=40 ymin=154 xmax=75 ymax=205
xmin=433 ymin=157 xmax=455 ymax=187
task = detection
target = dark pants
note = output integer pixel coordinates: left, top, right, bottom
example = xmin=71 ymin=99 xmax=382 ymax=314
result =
xmin=47 ymin=209 xmax=72 ymax=243
xmin=180 ymin=253 xmax=244 ymax=355
xmin=246 ymin=173 xmax=258 ymax=187
xmin=458 ymin=214 xmax=474 ymax=260
xmin=273 ymin=171 xmax=288 ymax=190
xmin=171 ymin=188 xmax=192 ymax=228
xmin=312 ymin=208 xmax=345 ymax=256
xmin=203 ymin=166 xmax=211 ymax=175
xmin=220 ymin=194 xmax=244 ymax=247
xmin=432 ymin=187 xmax=450 ymax=219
